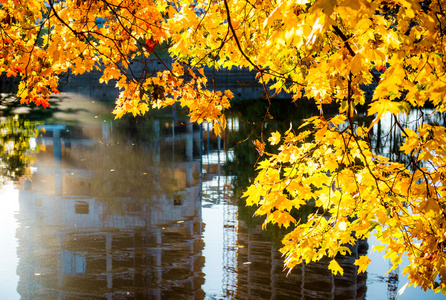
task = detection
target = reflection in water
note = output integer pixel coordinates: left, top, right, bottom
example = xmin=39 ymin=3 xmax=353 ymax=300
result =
xmin=0 ymin=116 xmax=42 ymax=182
xmin=370 ymin=108 xmax=446 ymax=163
xmin=16 ymin=119 xmax=205 ymax=299
xmin=8 ymin=106 xmax=374 ymax=299
xmin=235 ymin=225 xmax=368 ymax=300
xmin=7 ymin=101 xmax=443 ymax=299
xmin=215 ymin=104 xmax=369 ymax=299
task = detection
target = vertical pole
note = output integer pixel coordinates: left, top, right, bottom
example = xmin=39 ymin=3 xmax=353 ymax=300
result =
xmin=53 ymin=128 xmax=63 ymax=196
xmin=200 ymin=123 xmax=203 ymax=182
xmin=106 ymin=232 xmax=113 ymax=289
xmin=207 ymin=122 xmax=210 ymax=154
xmin=186 ymin=146 xmax=193 ymax=187
xmin=199 ymin=123 xmax=203 ymax=233
xmin=206 ymin=122 xmax=210 ymax=173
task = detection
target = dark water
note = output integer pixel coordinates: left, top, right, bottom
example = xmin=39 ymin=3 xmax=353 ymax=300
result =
xmin=0 ymin=95 xmax=445 ymax=299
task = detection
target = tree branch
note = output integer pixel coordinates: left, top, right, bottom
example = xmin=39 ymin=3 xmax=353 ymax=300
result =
xmin=332 ymin=25 xmax=381 ymax=85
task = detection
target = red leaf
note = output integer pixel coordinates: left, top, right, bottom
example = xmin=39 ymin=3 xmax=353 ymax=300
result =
xmin=145 ymin=38 xmax=157 ymax=54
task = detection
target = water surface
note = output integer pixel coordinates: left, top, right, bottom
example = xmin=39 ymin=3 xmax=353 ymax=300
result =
xmin=0 ymin=95 xmax=445 ymax=299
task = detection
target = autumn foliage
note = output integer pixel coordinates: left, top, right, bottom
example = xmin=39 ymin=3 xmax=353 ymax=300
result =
xmin=2 ymin=0 xmax=446 ymax=293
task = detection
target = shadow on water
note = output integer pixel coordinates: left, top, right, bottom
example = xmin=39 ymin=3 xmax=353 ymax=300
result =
xmin=1 ymin=94 xmax=74 ymax=120
xmin=0 ymin=92 xmax=118 ymax=126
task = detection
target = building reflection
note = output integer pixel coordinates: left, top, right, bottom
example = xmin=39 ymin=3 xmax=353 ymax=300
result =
xmin=234 ymin=223 xmax=368 ymax=300
xmin=202 ymin=118 xmax=370 ymax=300
xmin=13 ymin=110 xmax=372 ymax=299
xmin=16 ymin=119 xmax=205 ymax=299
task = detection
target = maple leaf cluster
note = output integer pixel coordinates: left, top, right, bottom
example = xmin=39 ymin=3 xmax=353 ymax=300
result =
xmin=2 ymin=0 xmax=446 ymax=293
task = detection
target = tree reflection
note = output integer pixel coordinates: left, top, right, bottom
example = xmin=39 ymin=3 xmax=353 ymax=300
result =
xmin=223 ymin=99 xmax=316 ymax=242
xmin=0 ymin=115 xmax=42 ymax=182
xmin=218 ymin=101 xmax=369 ymax=299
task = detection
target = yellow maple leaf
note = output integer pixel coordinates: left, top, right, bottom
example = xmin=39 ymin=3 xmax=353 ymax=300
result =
xmin=328 ymin=259 xmax=344 ymax=276
xmin=131 ymin=106 xmax=140 ymax=117
xmin=350 ymin=53 xmax=364 ymax=75
xmin=224 ymin=89 xmax=234 ymax=99
xmin=354 ymin=255 xmax=371 ymax=274
xmin=367 ymin=99 xmax=404 ymax=131
xmin=368 ymin=99 xmax=402 ymax=117
xmin=112 ymin=107 xmax=126 ymax=119
xmin=268 ymin=131 xmax=281 ymax=145
xmin=138 ymin=103 xmax=149 ymax=115
xmin=271 ymin=210 xmax=296 ymax=229
xmin=400 ymin=128 xmax=419 ymax=154
xmin=213 ymin=121 xmax=222 ymax=137
xmin=243 ymin=184 xmax=263 ymax=206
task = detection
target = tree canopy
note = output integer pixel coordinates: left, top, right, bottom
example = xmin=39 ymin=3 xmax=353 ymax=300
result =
xmin=2 ymin=0 xmax=446 ymax=293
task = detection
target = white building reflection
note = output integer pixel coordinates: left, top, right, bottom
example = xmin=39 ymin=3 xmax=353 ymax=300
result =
xmin=16 ymin=119 xmax=205 ymax=299
xmin=10 ymin=112 xmax=387 ymax=299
